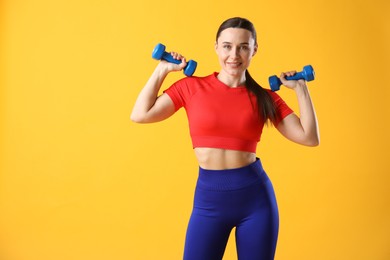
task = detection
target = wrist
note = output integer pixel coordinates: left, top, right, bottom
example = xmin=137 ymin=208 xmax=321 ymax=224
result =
xmin=293 ymin=81 xmax=308 ymax=94
xmin=294 ymin=81 xmax=308 ymax=91
xmin=155 ymin=62 xmax=170 ymax=77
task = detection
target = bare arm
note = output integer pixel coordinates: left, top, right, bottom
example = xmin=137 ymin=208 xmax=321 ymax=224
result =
xmin=130 ymin=54 xmax=186 ymax=123
xmin=276 ymin=72 xmax=320 ymax=146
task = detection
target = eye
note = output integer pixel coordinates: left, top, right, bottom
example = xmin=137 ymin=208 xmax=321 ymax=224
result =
xmin=240 ymin=45 xmax=249 ymax=51
xmin=223 ymin=45 xmax=232 ymax=50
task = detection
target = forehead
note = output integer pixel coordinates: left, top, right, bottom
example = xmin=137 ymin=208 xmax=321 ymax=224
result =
xmin=217 ymin=28 xmax=254 ymax=44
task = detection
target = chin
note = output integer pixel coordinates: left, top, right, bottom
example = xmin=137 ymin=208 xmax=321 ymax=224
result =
xmin=226 ymin=68 xmax=244 ymax=76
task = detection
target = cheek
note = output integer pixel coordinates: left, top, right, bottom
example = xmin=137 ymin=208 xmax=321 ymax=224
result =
xmin=242 ymin=52 xmax=253 ymax=61
xmin=216 ymin=50 xmax=227 ymax=61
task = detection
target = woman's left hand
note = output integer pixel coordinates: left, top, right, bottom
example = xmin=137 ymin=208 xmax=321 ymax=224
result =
xmin=279 ymin=71 xmax=307 ymax=90
xmin=276 ymin=70 xmax=319 ymax=147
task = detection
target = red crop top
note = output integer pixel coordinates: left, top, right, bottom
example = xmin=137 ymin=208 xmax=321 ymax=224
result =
xmin=163 ymin=72 xmax=293 ymax=153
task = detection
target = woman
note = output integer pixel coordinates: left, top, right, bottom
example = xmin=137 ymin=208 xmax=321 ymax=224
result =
xmin=131 ymin=17 xmax=319 ymax=260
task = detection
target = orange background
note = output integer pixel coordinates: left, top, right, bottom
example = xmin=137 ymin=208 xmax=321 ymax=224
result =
xmin=1 ymin=0 xmax=389 ymax=259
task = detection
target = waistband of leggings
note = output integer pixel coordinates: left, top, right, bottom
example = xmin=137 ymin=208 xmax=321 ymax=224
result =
xmin=197 ymin=158 xmax=267 ymax=191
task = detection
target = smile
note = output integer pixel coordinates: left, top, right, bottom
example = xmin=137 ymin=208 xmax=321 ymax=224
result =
xmin=226 ymin=62 xmax=242 ymax=68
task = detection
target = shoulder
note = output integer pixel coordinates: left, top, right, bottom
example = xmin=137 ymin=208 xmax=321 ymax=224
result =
xmin=175 ymin=73 xmax=215 ymax=85
xmin=171 ymin=73 xmax=215 ymax=91
xmin=265 ymin=89 xmax=289 ymax=104
xmin=265 ymin=89 xmax=281 ymax=99
xmin=163 ymin=73 xmax=215 ymax=107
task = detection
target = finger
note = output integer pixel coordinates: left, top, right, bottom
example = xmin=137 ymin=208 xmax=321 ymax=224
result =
xmin=170 ymin=52 xmax=184 ymax=61
xmin=179 ymin=57 xmax=187 ymax=69
xmin=287 ymin=70 xmax=297 ymax=77
xmin=170 ymin=52 xmax=178 ymax=59
xmin=281 ymin=71 xmax=297 ymax=79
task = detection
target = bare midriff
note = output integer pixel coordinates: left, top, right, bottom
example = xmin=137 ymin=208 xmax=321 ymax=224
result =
xmin=194 ymin=147 xmax=256 ymax=170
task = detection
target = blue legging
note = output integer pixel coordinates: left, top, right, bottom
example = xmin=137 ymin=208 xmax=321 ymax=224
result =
xmin=183 ymin=158 xmax=279 ymax=260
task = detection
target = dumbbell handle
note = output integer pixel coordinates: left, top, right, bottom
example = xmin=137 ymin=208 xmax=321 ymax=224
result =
xmin=285 ymin=72 xmax=306 ymax=81
xmin=152 ymin=43 xmax=197 ymax=76
xmin=161 ymin=52 xmax=183 ymax=65
xmin=269 ymin=65 xmax=315 ymax=91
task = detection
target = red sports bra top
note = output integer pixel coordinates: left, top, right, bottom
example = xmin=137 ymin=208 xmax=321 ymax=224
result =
xmin=163 ymin=72 xmax=293 ymax=153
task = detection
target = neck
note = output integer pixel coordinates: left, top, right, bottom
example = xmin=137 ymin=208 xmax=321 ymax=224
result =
xmin=217 ymin=70 xmax=246 ymax=88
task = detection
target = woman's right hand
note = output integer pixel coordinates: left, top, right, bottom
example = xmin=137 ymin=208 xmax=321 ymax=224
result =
xmin=157 ymin=52 xmax=188 ymax=74
xmin=131 ymin=52 xmax=185 ymax=123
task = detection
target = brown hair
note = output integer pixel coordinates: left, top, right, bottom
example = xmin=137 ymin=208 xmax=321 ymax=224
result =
xmin=216 ymin=17 xmax=278 ymax=125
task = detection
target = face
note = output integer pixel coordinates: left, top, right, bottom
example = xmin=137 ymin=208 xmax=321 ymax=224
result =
xmin=215 ymin=27 xmax=258 ymax=78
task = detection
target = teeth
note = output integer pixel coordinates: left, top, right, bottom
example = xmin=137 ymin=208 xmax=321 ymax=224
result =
xmin=228 ymin=63 xmax=240 ymax=67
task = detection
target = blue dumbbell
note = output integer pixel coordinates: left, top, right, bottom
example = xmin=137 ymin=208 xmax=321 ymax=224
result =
xmin=268 ymin=65 xmax=315 ymax=91
xmin=152 ymin=43 xmax=197 ymax=77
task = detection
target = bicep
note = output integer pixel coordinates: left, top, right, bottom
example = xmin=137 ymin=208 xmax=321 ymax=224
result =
xmin=142 ymin=93 xmax=176 ymax=123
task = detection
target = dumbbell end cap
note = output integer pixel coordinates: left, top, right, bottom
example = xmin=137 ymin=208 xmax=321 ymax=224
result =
xmin=303 ymin=65 xmax=315 ymax=81
xmin=269 ymin=75 xmax=281 ymax=92
xmin=184 ymin=60 xmax=197 ymax=76
xmin=152 ymin=43 xmax=166 ymax=60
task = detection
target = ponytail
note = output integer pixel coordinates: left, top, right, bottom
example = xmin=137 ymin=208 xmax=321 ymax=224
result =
xmin=245 ymin=70 xmax=278 ymax=125
xmin=215 ymin=18 xmax=278 ymax=125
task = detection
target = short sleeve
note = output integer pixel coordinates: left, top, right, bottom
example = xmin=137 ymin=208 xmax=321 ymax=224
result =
xmin=268 ymin=90 xmax=294 ymax=126
xmin=163 ymin=78 xmax=189 ymax=112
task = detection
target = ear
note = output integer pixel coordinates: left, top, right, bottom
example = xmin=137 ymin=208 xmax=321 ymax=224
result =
xmin=252 ymin=43 xmax=258 ymax=57
xmin=215 ymin=41 xmax=218 ymax=53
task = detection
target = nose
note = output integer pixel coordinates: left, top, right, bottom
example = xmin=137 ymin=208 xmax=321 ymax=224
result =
xmin=231 ymin=46 xmax=240 ymax=58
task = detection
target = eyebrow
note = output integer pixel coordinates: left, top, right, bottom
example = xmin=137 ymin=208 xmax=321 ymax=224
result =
xmin=222 ymin=41 xmax=250 ymax=45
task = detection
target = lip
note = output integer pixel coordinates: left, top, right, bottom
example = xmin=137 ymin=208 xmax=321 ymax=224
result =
xmin=226 ymin=62 xmax=242 ymax=67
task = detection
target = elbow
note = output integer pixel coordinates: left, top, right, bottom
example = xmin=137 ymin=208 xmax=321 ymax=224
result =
xmin=305 ymin=136 xmax=320 ymax=147
xmin=130 ymin=113 xmax=145 ymax=123
xmin=130 ymin=116 xmax=140 ymax=123
xmin=307 ymin=139 xmax=320 ymax=147
xmin=302 ymin=127 xmax=320 ymax=147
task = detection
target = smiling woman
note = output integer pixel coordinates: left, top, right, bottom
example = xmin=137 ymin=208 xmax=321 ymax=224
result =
xmin=131 ymin=17 xmax=319 ymax=259
xmin=2 ymin=0 xmax=388 ymax=259
xmin=214 ymin=18 xmax=280 ymax=130
xmin=215 ymin=28 xmax=256 ymax=80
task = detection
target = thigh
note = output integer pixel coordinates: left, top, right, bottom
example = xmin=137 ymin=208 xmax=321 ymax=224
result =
xmin=183 ymin=211 xmax=232 ymax=260
xmin=235 ymin=179 xmax=279 ymax=260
